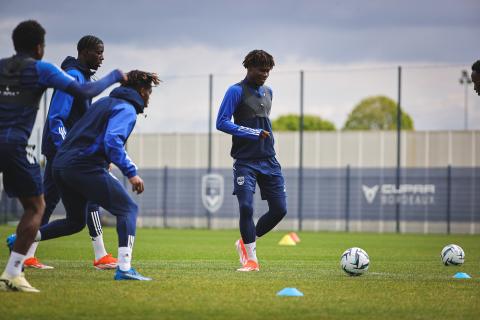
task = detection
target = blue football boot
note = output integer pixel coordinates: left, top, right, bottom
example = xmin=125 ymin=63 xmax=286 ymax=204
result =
xmin=114 ymin=267 xmax=152 ymax=281
xmin=6 ymin=234 xmax=16 ymax=253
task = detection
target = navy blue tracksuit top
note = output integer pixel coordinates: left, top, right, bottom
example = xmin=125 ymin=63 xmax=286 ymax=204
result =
xmin=53 ymin=86 xmax=144 ymax=178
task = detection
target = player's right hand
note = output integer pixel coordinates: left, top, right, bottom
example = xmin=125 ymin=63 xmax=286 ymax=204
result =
xmin=259 ymin=130 xmax=270 ymax=139
xmin=129 ymin=175 xmax=144 ymax=194
xmin=118 ymin=70 xmax=128 ymax=83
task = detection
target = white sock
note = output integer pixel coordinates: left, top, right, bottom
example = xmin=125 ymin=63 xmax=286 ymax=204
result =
xmin=91 ymin=235 xmax=108 ymax=260
xmin=34 ymin=230 xmax=41 ymax=241
xmin=118 ymin=247 xmax=132 ymax=271
xmin=26 ymin=241 xmax=39 ymax=259
xmin=244 ymin=242 xmax=257 ymax=262
xmin=4 ymin=251 xmax=26 ymax=278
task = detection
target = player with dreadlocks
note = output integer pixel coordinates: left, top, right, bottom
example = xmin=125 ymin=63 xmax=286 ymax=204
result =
xmin=0 ymin=20 xmax=124 ymax=292
xmin=216 ymin=50 xmax=287 ymax=272
xmin=7 ymin=35 xmax=117 ymax=271
xmin=471 ymin=60 xmax=480 ymax=96
xmin=10 ymin=70 xmax=161 ymax=281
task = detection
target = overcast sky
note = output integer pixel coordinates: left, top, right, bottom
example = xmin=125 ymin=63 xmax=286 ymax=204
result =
xmin=1 ymin=0 xmax=479 ymax=133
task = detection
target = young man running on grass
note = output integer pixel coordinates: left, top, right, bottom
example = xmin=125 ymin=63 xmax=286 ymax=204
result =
xmin=14 ymin=70 xmax=160 ymax=281
xmin=216 ymin=50 xmax=287 ymax=272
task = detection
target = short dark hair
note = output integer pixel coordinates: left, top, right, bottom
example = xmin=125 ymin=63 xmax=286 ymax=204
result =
xmin=243 ymin=50 xmax=275 ymax=69
xmin=77 ymin=35 xmax=103 ymax=52
xmin=122 ymin=70 xmax=160 ymax=90
xmin=472 ymin=60 xmax=480 ymax=73
xmin=12 ymin=20 xmax=46 ymax=53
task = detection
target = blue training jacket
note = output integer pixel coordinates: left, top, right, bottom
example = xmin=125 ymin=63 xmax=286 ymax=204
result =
xmin=0 ymin=53 xmax=123 ymax=146
xmin=41 ymin=56 xmax=95 ymax=158
xmin=52 ymin=86 xmax=143 ymax=178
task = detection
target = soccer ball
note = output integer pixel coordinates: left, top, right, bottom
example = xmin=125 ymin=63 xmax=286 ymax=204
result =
xmin=340 ymin=247 xmax=369 ymax=276
xmin=440 ymin=244 xmax=465 ymax=266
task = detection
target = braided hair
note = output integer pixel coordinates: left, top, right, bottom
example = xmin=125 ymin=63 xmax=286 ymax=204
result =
xmin=77 ymin=35 xmax=103 ymax=52
xmin=122 ymin=70 xmax=161 ymax=90
xmin=242 ymin=50 xmax=275 ymax=69
xmin=472 ymin=60 xmax=480 ymax=73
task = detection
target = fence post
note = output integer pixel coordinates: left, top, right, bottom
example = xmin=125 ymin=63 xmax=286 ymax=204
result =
xmin=446 ymin=165 xmax=451 ymax=234
xmin=345 ymin=165 xmax=350 ymax=232
xmin=395 ymin=65 xmax=402 ymax=233
xmin=298 ymin=70 xmax=304 ymax=231
xmin=163 ymin=166 xmax=168 ymax=228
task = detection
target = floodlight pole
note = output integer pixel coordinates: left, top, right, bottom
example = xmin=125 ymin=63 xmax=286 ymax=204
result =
xmin=395 ymin=66 xmax=402 ymax=234
xmin=459 ymin=70 xmax=472 ymax=130
xmin=208 ymin=74 xmax=213 ymax=174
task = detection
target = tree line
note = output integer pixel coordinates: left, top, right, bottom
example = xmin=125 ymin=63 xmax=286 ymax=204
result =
xmin=272 ymin=95 xmax=414 ymax=131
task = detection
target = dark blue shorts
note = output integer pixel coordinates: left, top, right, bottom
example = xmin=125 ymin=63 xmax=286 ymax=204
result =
xmin=0 ymin=144 xmax=43 ymax=197
xmin=233 ymin=157 xmax=286 ymax=200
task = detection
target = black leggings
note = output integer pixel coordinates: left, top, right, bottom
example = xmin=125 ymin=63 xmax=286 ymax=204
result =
xmin=237 ymin=190 xmax=287 ymax=244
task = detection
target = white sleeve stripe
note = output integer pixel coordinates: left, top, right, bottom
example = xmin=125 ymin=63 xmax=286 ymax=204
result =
xmin=125 ymin=154 xmax=138 ymax=170
xmin=58 ymin=127 xmax=67 ymax=140
xmin=237 ymin=126 xmax=261 ymax=135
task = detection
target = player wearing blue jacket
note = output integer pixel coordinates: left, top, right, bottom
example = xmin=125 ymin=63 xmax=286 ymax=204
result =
xmin=33 ymin=70 xmax=160 ymax=281
xmin=216 ymin=50 xmax=287 ymax=272
xmin=15 ymin=36 xmax=116 ymax=270
xmin=0 ymin=20 xmax=124 ymax=292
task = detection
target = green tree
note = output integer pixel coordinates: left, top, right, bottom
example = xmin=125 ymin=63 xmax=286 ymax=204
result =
xmin=272 ymin=114 xmax=336 ymax=131
xmin=343 ymin=95 xmax=414 ymax=130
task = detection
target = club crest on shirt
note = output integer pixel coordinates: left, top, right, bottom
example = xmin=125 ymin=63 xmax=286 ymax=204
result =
xmin=236 ymin=176 xmax=245 ymax=185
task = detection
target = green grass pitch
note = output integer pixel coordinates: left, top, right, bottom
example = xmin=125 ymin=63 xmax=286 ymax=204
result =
xmin=0 ymin=225 xmax=479 ymax=320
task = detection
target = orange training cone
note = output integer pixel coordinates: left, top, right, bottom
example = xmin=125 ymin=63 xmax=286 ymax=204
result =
xmin=289 ymin=232 xmax=300 ymax=243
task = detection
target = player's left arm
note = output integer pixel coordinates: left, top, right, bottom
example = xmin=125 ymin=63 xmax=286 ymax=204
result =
xmin=104 ymin=104 xmax=138 ymax=179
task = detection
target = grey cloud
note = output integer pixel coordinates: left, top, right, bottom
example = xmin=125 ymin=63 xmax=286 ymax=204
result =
xmin=1 ymin=0 xmax=478 ymax=64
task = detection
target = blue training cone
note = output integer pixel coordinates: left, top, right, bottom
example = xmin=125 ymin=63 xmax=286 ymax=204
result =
xmin=277 ymin=287 xmax=304 ymax=297
xmin=453 ymin=272 xmax=471 ymax=279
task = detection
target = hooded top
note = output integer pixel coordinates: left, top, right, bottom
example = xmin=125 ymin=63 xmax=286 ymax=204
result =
xmin=41 ymin=56 xmax=95 ymax=158
xmin=52 ymin=86 xmax=145 ymax=178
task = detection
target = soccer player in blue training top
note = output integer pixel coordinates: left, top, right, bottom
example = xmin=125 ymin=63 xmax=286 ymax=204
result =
xmin=471 ymin=60 xmax=480 ymax=96
xmin=0 ymin=20 xmax=124 ymax=292
xmin=27 ymin=70 xmax=160 ymax=281
xmin=10 ymin=35 xmax=117 ymax=270
xmin=216 ymin=50 xmax=287 ymax=272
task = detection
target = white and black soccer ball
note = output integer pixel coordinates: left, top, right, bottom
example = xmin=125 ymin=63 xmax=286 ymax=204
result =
xmin=340 ymin=247 xmax=370 ymax=276
xmin=441 ymin=244 xmax=465 ymax=266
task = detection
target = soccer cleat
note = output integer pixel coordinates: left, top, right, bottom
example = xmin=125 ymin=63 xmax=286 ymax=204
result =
xmin=237 ymin=259 xmax=260 ymax=272
xmin=235 ymin=239 xmax=248 ymax=266
xmin=114 ymin=267 xmax=152 ymax=281
xmin=0 ymin=272 xmax=40 ymax=293
xmin=94 ymin=253 xmax=118 ymax=270
xmin=6 ymin=234 xmax=16 ymax=253
xmin=24 ymin=257 xmax=54 ymax=270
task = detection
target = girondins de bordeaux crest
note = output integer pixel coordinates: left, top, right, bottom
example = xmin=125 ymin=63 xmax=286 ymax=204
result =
xmin=201 ymin=173 xmax=224 ymax=213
